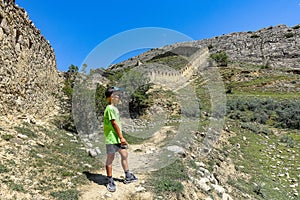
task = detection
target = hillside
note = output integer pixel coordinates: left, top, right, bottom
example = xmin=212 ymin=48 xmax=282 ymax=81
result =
xmin=0 ymin=1 xmax=299 ymax=199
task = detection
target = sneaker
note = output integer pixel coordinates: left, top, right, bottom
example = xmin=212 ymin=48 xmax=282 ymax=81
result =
xmin=124 ymin=173 xmax=138 ymax=184
xmin=107 ymin=179 xmax=116 ymax=192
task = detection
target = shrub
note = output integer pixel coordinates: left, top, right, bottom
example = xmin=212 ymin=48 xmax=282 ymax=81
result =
xmin=129 ymin=84 xmax=153 ymax=118
xmin=210 ymin=52 xmax=228 ymax=66
xmin=279 ymin=135 xmax=296 ymax=148
xmin=284 ymin=32 xmax=294 ymax=38
xmin=227 ymin=98 xmax=300 ymax=129
xmin=0 ymin=164 xmax=9 ymax=173
xmin=95 ymin=84 xmax=107 ymax=117
xmin=250 ymin=34 xmax=260 ymax=38
xmin=1 ymin=134 xmax=14 ymax=141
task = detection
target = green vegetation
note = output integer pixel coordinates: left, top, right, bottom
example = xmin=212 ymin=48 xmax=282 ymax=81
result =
xmin=62 ymin=64 xmax=78 ymax=98
xmin=193 ymin=60 xmax=300 ymax=199
xmin=146 ymin=52 xmax=188 ymax=70
xmin=227 ymin=97 xmax=300 ymax=129
xmin=284 ymin=32 xmax=294 ymax=38
xmin=0 ymin=164 xmax=9 ymax=173
xmin=56 ymin=64 xmax=79 ymax=132
xmin=14 ymin=126 xmax=37 ymax=138
xmin=0 ymin=123 xmax=101 ymax=199
xmin=146 ymin=160 xmax=188 ymax=194
xmin=50 ymin=189 xmax=79 ymax=200
xmin=250 ymin=33 xmax=260 ymax=38
xmin=95 ymin=83 xmax=107 ymax=117
xmin=210 ymin=51 xmax=228 ymax=66
xmin=1 ymin=134 xmax=14 ymax=141
xmin=226 ymin=122 xmax=299 ymax=200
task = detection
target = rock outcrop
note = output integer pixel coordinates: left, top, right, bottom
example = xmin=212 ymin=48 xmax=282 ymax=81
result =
xmin=0 ymin=0 xmax=62 ymax=121
xmin=197 ymin=24 xmax=300 ymax=69
xmin=109 ymin=24 xmax=300 ymax=71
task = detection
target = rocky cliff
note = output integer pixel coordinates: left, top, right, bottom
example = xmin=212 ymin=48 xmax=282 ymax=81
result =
xmin=0 ymin=0 xmax=62 ymax=122
xmin=196 ymin=24 xmax=300 ymax=69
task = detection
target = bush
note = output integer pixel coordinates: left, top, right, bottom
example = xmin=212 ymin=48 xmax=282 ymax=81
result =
xmin=284 ymin=32 xmax=294 ymax=38
xmin=1 ymin=134 xmax=14 ymax=141
xmin=210 ymin=52 xmax=228 ymax=66
xmin=95 ymin=84 xmax=107 ymax=117
xmin=250 ymin=34 xmax=260 ymax=38
xmin=0 ymin=164 xmax=9 ymax=173
xmin=279 ymin=135 xmax=296 ymax=148
xmin=227 ymin=98 xmax=300 ymax=129
xmin=129 ymin=84 xmax=153 ymax=118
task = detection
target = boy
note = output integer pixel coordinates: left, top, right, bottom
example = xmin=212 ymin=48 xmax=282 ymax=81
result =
xmin=103 ymin=86 xmax=138 ymax=192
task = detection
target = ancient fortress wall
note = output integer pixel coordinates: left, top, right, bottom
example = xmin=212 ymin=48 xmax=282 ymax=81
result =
xmin=0 ymin=0 xmax=62 ymax=120
xmin=145 ymin=47 xmax=209 ymax=90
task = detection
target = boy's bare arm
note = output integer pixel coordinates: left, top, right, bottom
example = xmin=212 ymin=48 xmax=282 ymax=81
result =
xmin=111 ymin=119 xmax=127 ymax=145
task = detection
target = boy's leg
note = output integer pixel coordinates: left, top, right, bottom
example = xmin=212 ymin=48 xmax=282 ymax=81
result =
xmin=106 ymin=153 xmax=116 ymax=192
xmin=119 ymin=149 xmax=138 ymax=184
xmin=118 ymin=149 xmax=129 ymax=171
xmin=106 ymin=153 xmax=115 ymax=177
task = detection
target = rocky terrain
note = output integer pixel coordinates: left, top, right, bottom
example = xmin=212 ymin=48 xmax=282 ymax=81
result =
xmin=0 ymin=1 xmax=299 ymax=200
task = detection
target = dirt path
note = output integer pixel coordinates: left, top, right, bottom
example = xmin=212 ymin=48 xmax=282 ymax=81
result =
xmin=79 ymin=169 xmax=151 ymax=200
xmin=78 ymin=126 xmax=177 ymax=199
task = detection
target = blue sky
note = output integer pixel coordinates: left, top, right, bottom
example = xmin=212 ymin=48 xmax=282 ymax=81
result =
xmin=15 ymin=0 xmax=300 ymax=72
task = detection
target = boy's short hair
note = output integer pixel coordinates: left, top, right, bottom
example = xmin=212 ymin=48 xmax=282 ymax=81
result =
xmin=105 ymin=86 xmax=121 ymax=98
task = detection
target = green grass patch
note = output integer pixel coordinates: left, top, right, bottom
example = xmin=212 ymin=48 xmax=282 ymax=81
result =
xmin=50 ymin=189 xmax=79 ymax=200
xmin=146 ymin=54 xmax=188 ymax=70
xmin=0 ymin=164 xmax=9 ymax=173
xmin=146 ymin=160 xmax=188 ymax=195
xmin=1 ymin=134 xmax=14 ymax=141
xmin=9 ymin=182 xmax=25 ymax=192
xmin=14 ymin=126 xmax=37 ymax=138
xmin=2 ymin=124 xmax=102 ymax=197
xmin=226 ymin=122 xmax=300 ymax=199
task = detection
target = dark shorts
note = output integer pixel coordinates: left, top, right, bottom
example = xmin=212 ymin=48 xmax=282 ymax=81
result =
xmin=106 ymin=143 xmax=126 ymax=154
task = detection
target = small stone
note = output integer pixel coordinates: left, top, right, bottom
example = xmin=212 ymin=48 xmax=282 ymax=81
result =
xmin=17 ymin=134 xmax=28 ymax=140
xmin=83 ymin=164 xmax=92 ymax=168
xmin=105 ymin=193 xmax=112 ymax=198
xmin=211 ymin=184 xmax=226 ymax=193
xmin=88 ymin=149 xmax=98 ymax=157
xmin=222 ymin=193 xmax=233 ymax=200
xmin=37 ymin=141 xmax=45 ymax=147
xmin=195 ymin=161 xmax=206 ymax=167
xmin=135 ymin=185 xmax=146 ymax=192
xmin=36 ymin=154 xmax=44 ymax=158
xmin=166 ymin=145 xmax=186 ymax=156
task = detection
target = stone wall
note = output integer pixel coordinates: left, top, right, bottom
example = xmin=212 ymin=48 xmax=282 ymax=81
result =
xmin=0 ymin=1 xmax=62 ymax=121
xmin=145 ymin=47 xmax=209 ymax=89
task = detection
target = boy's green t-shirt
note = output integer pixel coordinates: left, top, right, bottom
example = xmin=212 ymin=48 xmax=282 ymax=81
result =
xmin=103 ymin=105 xmax=121 ymax=144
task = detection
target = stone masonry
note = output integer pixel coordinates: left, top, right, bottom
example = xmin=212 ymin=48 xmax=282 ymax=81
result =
xmin=0 ymin=0 xmax=62 ymax=121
